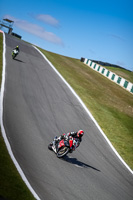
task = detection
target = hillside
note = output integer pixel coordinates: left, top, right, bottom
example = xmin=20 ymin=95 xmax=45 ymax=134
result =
xmin=39 ymin=47 xmax=133 ymax=170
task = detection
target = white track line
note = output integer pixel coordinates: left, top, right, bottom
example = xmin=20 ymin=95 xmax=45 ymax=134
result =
xmin=33 ymin=45 xmax=133 ymax=175
xmin=0 ymin=32 xmax=41 ymax=200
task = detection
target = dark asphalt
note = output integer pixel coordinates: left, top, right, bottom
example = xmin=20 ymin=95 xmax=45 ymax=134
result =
xmin=3 ymin=34 xmax=133 ymax=200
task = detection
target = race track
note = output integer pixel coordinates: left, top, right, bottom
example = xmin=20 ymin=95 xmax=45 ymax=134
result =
xmin=3 ymin=33 xmax=133 ymax=200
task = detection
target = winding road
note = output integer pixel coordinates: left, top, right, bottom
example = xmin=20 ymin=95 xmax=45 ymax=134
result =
xmin=3 ymin=33 xmax=133 ymax=200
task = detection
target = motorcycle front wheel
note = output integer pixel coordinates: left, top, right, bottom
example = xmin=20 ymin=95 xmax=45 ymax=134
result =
xmin=48 ymin=143 xmax=53 ymax=151
xmin=57 ymin=146 xmax=70 ymax=158
xmin=12 ymin=54 xmax=15 ymax=59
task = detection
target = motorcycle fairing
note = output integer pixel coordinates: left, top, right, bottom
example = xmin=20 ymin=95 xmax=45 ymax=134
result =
xmin=58 ymin=139 xmax=65 ymax=148
xmin=69 ymin=139 xmax=73 ymax=148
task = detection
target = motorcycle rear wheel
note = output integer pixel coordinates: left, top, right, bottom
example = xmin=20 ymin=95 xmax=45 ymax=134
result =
xmin=57 ymin=146 xmax=70 ymax=158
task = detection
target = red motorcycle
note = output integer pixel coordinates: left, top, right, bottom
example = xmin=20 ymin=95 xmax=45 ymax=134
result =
xmin=48 ymin=137 xmax=74 ymax=158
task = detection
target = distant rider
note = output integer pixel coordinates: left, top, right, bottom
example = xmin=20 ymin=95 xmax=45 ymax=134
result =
xmin=54 ymin=130 xmax=84 ymax=152
xmin=13 ymin=45 xmax=20 ymax=54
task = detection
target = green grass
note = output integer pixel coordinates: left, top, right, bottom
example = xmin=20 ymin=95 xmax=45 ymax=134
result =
xmin=0 ymin=34 xmax=2 ymax=82
xmin=39 ymin=48 xmax=133 ymax=170
xmin=0 ymin=33 xmax=35 ymax=200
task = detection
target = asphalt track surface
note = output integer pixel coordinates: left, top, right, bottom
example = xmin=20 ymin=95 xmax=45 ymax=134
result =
xmin=3 ymin=34 xmax=133 ymax=200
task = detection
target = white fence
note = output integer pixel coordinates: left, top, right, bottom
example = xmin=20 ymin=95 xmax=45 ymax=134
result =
xmin=84 ymin=59 xmax=133 ymax=94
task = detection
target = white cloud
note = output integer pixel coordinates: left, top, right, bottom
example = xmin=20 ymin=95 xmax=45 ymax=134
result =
xmin=108 ymin=33 xmax=124 ymax=41
xmin=88 ymin=49 xmax=96 ymax=55
xmin=4 ymin=15 xmax=63 ymax=45
xmin=36 ymin=14 xmax=59 ymax=27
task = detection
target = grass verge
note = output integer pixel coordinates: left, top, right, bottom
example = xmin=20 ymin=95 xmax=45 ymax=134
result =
xmin=0 ymin=33 xmax=35 ymax=200
xmin=39 ymin=48 xmax=133 ymax=170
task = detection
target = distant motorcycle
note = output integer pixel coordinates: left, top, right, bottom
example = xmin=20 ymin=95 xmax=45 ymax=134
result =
xmin=12 ymin=49 xmax=19 ymax=59
xmin=48 ymin=137 xmax=74 ymax=158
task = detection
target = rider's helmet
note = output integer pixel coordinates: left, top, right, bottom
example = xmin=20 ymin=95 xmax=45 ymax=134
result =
xmin=77 ymin=130 xmax=84 ymax=138
xmin=16 ymin=46 xmax=19 ymax=49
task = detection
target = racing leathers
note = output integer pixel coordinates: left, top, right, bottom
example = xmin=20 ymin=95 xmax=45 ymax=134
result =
xmin=13 ymin=46 xmax=20 ymax=55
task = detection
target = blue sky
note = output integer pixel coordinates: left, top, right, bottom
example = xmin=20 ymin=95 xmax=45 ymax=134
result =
xmin=0 ymin=0 xmax=133 ymax=71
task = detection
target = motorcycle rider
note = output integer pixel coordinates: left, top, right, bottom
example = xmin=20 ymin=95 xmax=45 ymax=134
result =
xmin=13 ymin=45 xmax=20 ymax=55
xmin=53 ymin=130 xmax=84 ymax=152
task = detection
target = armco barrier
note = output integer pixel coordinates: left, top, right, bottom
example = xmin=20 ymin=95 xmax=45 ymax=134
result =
xmin=84 ymin=59 xmax=133 ymax=94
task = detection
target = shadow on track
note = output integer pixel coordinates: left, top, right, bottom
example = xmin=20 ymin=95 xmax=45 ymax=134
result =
xmin=13 ymin=58 xmax=25 ymax=63
xmin=61 ymin=155 xmax=100 ymax=172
